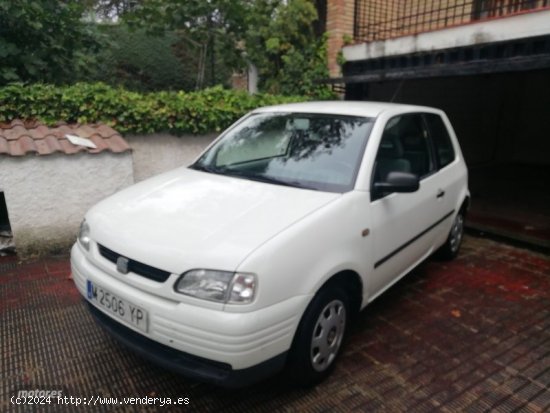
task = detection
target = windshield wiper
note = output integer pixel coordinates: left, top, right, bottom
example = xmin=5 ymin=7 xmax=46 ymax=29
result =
xmin=189 ymin=163 xmax=219 ymax=174
xmin=191 ymin=164 xmax=314 ymax=190
xmin=231 ymin=171 xmax=312 ymax=190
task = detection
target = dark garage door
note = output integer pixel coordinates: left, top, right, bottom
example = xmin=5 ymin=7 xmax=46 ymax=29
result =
xmin=349 ymin=69 xmax=550 ymax=248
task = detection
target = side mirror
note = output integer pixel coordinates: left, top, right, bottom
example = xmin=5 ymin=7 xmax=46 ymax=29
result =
xmin=374 ymin=171 xmax=419 ymax=194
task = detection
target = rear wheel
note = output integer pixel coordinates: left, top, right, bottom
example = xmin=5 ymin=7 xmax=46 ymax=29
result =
xmin=287 ymin=285 xmax=349 ymax=386
xmin=437 ymin=211 xmax=465 ymax=260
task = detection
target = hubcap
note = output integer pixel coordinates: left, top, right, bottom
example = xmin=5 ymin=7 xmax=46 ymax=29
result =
xmin=310 ymin=299 xmax=346 ymax=372
xmin=449 ymin=213 xmax=464 ymax=253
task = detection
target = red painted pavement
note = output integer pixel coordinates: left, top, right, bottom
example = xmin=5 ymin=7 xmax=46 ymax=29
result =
xmin=0 ymin=235 xmax=549 ymax=412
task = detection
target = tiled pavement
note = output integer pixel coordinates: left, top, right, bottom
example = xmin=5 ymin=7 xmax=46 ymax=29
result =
xmin=1 ymin=235 xmax=549 ymax=412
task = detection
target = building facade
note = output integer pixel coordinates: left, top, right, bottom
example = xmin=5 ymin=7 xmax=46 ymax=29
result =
xmin=326 ymin=0 xmax=550 ymax=246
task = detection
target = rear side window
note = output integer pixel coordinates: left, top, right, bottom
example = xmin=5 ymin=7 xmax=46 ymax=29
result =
xmin=425 ymin=114 xmax=456 ymax=169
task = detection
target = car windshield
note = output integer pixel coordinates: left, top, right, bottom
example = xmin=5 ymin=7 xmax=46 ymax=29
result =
xmin=191 ymin=112 xmax=375 ymax=192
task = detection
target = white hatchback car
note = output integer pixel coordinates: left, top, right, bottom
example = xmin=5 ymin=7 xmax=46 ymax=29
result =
xmin=71 ymin=101 xmax=469 ymax=387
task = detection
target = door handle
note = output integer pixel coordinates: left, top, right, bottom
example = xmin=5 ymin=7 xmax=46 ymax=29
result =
xmin=436 ymin=189 xmax=445 ymax=198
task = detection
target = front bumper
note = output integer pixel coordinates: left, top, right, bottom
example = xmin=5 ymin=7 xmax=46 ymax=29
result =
xmin=86 ymin=302 xmax=287 ymax=387
xmin=71 ymin=243 xmax=310 ymax=386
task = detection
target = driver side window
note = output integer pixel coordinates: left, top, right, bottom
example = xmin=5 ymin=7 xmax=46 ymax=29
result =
xmin=372 ymin=114 xmax=434 ymax=195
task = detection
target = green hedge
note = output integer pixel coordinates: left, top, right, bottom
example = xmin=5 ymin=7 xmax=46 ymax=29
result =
xmin=0 ymin=83 xmax=305 ymax=134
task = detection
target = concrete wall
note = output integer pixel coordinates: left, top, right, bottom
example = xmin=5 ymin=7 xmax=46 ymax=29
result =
xmin=0 ymin=153 xmax=133 ymax=257
xmin=0 ymin=133 xmax=217 ymax=258
xmin=125 ymin=133 xmax=216 ymax=182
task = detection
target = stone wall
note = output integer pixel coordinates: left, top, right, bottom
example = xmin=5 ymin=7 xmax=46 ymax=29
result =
xmin=125 ymin=133 xmax=216 ymax=182
xmin=0 ymin=152 xmax=133 ymax=257
xmin=0 ymin=133 xmax=217 ymax=258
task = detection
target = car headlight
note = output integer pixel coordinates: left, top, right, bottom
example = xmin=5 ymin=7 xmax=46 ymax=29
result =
xmin=78 ymin=220 xmax=91 ymax=251
xmin=175 ymin=269 xmax=256 ymax=304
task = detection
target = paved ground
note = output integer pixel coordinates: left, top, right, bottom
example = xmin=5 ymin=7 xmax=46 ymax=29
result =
xmin=1 ymin=235 xmax=549 ymax=412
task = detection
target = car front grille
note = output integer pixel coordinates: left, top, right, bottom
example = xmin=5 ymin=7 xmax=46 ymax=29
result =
xmin=98 ymin=244 xmax=171 ymax=282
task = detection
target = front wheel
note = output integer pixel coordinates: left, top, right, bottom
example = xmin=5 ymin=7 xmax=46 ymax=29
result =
xmin=287 ymin=286 xmax=349 ymax=386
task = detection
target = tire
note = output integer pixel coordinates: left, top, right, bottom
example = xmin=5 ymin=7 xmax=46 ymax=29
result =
xmin=437 ymin=210 xmax=465 ymax=260
xmin=287 ymin=285 xmax=349 ymax=387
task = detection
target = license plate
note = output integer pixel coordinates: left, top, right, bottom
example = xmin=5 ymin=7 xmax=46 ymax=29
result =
xmin=87 ymin=280 xmax=148 ymax=333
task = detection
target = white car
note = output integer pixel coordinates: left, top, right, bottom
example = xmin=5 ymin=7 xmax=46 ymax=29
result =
xmin=71 ymin=101 xmax=469 ymax=387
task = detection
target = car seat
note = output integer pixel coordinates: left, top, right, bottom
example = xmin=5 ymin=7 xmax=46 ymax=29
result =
xmin=375 ymin=133 xmax=412 ymax=181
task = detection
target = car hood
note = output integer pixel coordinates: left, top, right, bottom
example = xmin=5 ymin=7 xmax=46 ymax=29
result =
xmin=88 ymin=167 xmax=340 ymax=274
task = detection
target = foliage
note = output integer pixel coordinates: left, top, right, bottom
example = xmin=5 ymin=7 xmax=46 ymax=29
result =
xmin=123 ymin=0 xmax=250 ymax=87
xmin=82 ymin=0 xmax=138 ymax=21
xmin=91 ymin=25 xmax=198 ymax=92
xmin=337 ymin=34 xmax=353 ymax=67
xmin=124 ymin=0 xmax=249 ymax=33
xmin=245 ymin=0 xmax=334 ymax=98
xmin=342 ymin=34 xmax=353 ymax=46
xmin=276 ymin=34 xmax=334 ymax=99
xmin=0 ymin=0 xmax=334 ymax=97
xmin=0 ymin=82 xmax=304 ymax=134
xmin=0 ymin=0 xmax=102 ymax=85
xmin=121 ymin=0 xmax=333 ymax=98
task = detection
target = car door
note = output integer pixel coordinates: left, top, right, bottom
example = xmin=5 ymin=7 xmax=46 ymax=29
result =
xmin=367 ymin=113 xmax=448 ymax=300
xmin=423 ymin=112 xmax=464 ymax=246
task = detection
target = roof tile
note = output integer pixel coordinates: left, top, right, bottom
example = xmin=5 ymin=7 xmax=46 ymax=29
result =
xmin=8 ymin=140 xmax=23 ymax=156
xmin=4 ymin=125 xmax=29 ymax=141
xmin=18 ymin=135 xmax=38 ymax=155
xmin=45 ymin=136 xmax=63 ymax=153
xmin=29 ymin=125 xmax=51 ymax=140
xmin=105 ymin=135 xmax=131 ymax=153
xmin=59 ymin=139 xmax=86 ymax=155
xmin=77 ymin=125 xmax=97 ymax=138
xmin=88 ymin=134 xmax=109 ymax=151
xmin=96 ymin=124 xmax=118 ymax=137
xmin=35 ymin=138 xmax=53 ymax=155
xmin=55 ymin=125 xmax=74 ymax=137
xmin=0 ymin=120 xmax=130 ymax=157
xmin=10 ymin=119 xmax=24 ymax=127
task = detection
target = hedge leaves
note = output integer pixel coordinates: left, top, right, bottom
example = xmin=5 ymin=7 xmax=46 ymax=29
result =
xmin=0 ymin=83 xmax=305 ymax=134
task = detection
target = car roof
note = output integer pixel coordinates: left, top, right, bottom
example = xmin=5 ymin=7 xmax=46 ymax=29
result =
xmin=252 ymin=101 xmax=439 ymax=118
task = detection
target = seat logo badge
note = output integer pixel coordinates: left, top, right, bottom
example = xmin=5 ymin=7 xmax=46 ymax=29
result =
xmin=117 ymin=256 xmax=129 ymax=274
